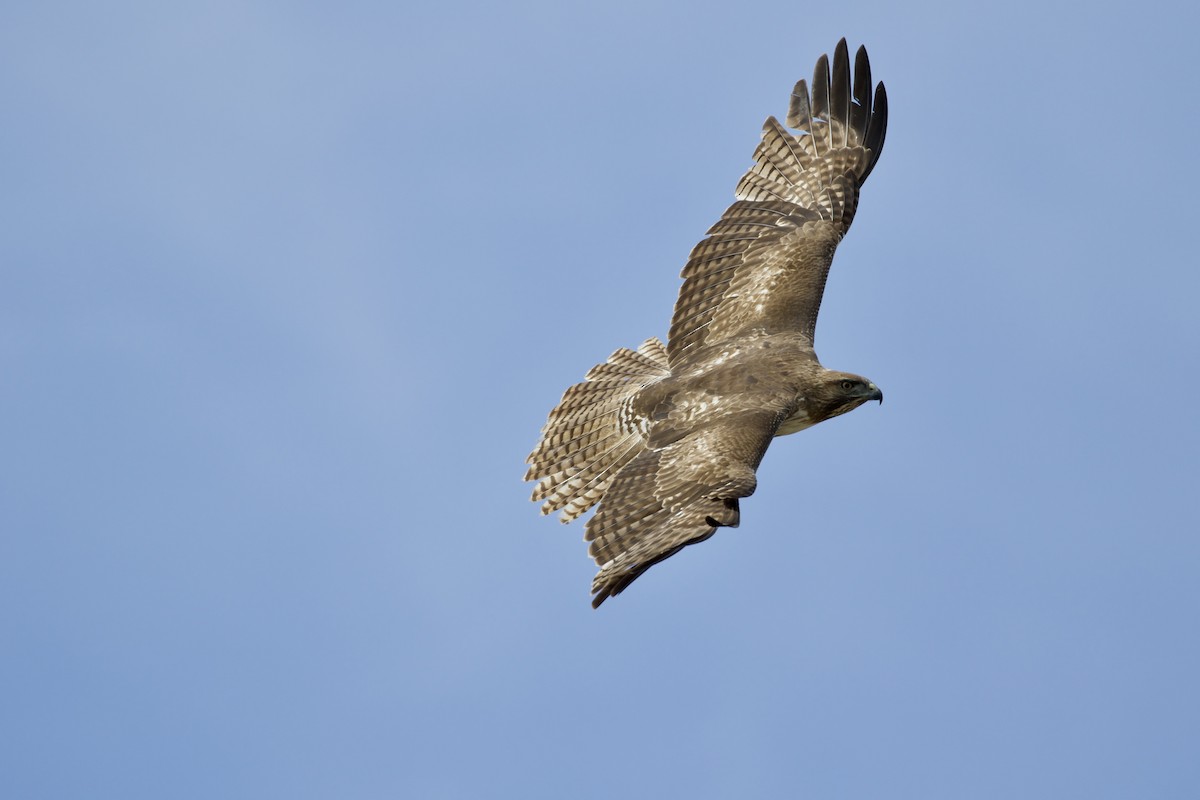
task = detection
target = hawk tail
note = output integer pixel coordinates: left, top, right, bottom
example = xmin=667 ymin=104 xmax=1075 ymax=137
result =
xmin=526 ymin=338 xmax=670 ymax=523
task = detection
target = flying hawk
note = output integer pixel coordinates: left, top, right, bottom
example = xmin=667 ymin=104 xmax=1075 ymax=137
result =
xmin=526 ymin=39 xmax=888 ymax=607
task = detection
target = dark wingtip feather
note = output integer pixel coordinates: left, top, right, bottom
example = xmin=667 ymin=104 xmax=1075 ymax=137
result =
xmin=786 ymin=79 xmax=811 ymax=130
xmin=591 ymin=567 xmax=641 ymax=608
xmin=861 ymin=81 xmax=888 ymax=181
xmin=849 ymin=44 xmax=871 ymax=140
xmin=811 ymin=54 xmax=831 ymax=150
xmin=830 ymin=39 xmax=851 ymax=147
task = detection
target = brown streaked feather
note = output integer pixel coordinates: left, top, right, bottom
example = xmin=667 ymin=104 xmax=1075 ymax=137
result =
xmin=586 ymin=406 xmax=790 ymax=607
xmin=666 ymin=38 xmax=887 ymax=368
xmin=526 ymin=338 xmax=670 ymax=522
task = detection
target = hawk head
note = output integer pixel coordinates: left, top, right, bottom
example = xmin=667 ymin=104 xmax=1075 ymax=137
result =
xmin=809 ymin=371 xmax=883 ymax=423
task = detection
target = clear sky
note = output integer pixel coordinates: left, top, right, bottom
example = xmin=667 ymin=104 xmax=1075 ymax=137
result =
xmin=3 ymin=1 xmax=1198 ymax=797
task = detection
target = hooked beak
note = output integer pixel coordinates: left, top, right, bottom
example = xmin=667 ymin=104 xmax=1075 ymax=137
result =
xmin=868 ymin=383 xmax=883 ymax=405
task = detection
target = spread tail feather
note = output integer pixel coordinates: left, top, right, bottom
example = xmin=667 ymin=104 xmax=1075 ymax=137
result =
xmin=526 ymin=338 xmax=670 ymax=522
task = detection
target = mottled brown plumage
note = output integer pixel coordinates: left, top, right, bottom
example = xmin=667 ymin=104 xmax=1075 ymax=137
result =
xmin=526 ymin=40 xmax=888 ymax=607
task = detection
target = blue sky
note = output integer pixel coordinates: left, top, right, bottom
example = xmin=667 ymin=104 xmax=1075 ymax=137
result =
xmin=3 ymin=1 xmax=1198 ymax=797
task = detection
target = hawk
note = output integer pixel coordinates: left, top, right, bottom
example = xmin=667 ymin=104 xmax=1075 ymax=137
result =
xmin=526 ymin=39 xmax=888 ymax=607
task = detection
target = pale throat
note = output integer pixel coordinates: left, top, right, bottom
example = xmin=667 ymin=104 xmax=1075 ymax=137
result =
xmin=775 ymin=406 xmax=815 ymax=436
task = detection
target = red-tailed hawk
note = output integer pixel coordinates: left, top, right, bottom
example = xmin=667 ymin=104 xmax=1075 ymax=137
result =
xmin=526 ymin=40 xmax=888 ymax=607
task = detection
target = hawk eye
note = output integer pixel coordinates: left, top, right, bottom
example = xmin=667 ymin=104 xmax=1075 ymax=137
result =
xmin=840 ymin=380 xmax=856 ymax=390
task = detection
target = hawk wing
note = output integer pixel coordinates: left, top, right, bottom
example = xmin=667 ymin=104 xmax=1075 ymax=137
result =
xmin=585 ymin=404 xmax=791 ymax=607
xmin=668 ymin=39 xmax=887 ymax=368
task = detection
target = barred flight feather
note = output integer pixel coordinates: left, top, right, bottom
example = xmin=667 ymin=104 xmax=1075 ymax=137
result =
xmin=526 ymin=339 xmax=670 ymax=522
